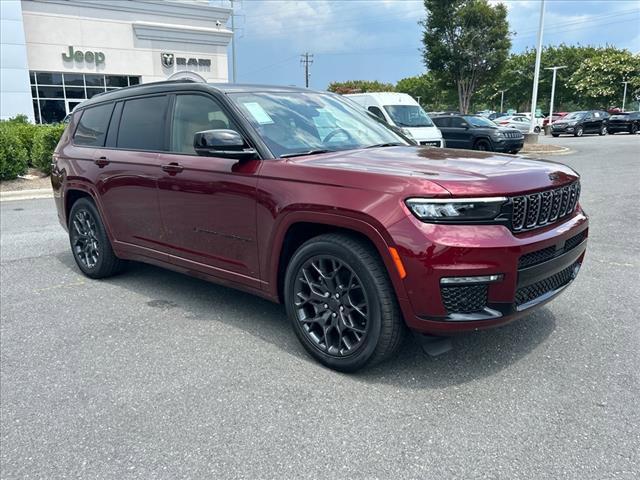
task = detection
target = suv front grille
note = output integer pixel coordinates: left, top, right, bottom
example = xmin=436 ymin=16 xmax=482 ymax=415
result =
xmin=517 ymin=230 xmax=587 ymax=269
xmin=511 ymin=182 xmax=580 ymax=232
xmin=515 ymin=262 xmax=578 ymax=307
xmin=503 ymin=131 xmax=522 ymax=139
xmin=441 ymin=285 xmax=488 ymax=314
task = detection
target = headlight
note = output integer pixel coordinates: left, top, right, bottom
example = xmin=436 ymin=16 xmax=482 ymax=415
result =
xmin=400 ymin=128 xmax=414 ymax=139
xmin=405 ymin=197 xmax=507 ymax=222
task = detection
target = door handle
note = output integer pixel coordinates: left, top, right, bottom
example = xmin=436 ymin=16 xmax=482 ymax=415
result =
xmin=161 ymin=163 xmax=184 ymax=174
xmin=94 ymin=156 xmax=109 ymax=168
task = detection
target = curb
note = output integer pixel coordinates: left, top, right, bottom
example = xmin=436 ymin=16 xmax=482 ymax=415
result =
xmin=0 ymin=188 xmax=53 ymax=202
xmin=521 ymin=146 xmax=572 ymax=156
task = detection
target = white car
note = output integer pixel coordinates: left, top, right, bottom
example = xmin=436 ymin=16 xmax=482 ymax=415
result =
xmin=494 ymin=115 xmax=532 ymax=133
xmin=344 ymin=92 xmax=444 ymax=147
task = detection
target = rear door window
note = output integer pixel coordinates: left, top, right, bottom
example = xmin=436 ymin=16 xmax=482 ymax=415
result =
xmin=117 ymin=96 xmax=168 ymax=151
xmin=433 ymin=117 xmax=450 ymax=127
xmin=73 ymin=103 xmax=114 ymax=147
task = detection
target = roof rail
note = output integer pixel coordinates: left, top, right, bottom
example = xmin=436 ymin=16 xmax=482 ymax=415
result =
xmin=90 ymin=78 xmax=199 ymax=99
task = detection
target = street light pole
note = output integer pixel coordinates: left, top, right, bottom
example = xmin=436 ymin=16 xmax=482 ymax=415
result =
xmin=544 ymin=65 xmax=566 ymax=132
xmin=622 ymin=81 xmax=629 ymax=111
xmin=498 ymin=89 xmax=507 ymax=113
xmin=528 ymin=0 xmax=546 ymax=134
xmin=230 ymin=0 xmax=236 ymax=83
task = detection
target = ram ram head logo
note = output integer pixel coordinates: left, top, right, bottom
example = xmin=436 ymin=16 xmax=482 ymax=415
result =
xmin=161 ymin=52 xmax=175 ymax=68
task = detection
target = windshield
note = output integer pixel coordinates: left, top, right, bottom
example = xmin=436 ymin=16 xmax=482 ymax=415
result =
xmin=229 ymin=92 xmax=407 ymax=158
xmin=383 ymin=105 xmax=434 ymax=127
xmin=565 ymin=111 xmax=587 ymax=120
xmin=463 ymin=116 xmax=497 ymax=128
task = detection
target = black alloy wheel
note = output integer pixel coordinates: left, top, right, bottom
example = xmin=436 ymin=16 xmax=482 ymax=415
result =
xmin=68 ymin=198 xmax=124 ymax=278
xmin=284 ymin=233 xmax=404 ymax=372
xmin=71 ymin=209 xmax=100 ymax=269
xmin=474 ymin=139 xmax=491 ymax=151
xmin=293 ymin=255 xmax=370 ymax=357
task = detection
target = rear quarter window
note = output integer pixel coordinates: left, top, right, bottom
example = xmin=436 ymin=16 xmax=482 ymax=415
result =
xmin=73 ymin=103 xmax=115 ymax=147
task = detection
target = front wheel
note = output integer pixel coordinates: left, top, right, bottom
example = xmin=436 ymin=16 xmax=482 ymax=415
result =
xmin=284 ymin=233 xmax=404 ymax=372
xmin=552 ymin=133 xmax=560 ymax=138
xmin=631 ymin=123 xmax=638 ymax=135
xmin=574 ymin=126 xmax=584 ymax=137
xmin=534 ymin=126 xmax=541 ymax=133
xmin=473 ymin=139 xmax=492 ymax=151
xmin=68 ymin=198 xmax=124 ymax=279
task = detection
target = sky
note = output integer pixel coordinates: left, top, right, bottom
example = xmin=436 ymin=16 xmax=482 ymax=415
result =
xmin=224 ymin=0 xmax=640 ymax=88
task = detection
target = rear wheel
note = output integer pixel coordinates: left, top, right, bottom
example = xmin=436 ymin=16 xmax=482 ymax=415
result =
xmin=599 ymin=125 xmax=607 ymax=136
xmin=574 ymin=126 xmax=584 ymax=137
xmin=631 ymin=123 xmax=638 ymax=135
xmin=284 ymin=233 xmax=404 ymax=372
xmin=473 ymin=139 xmax=492 ymax=151
xmin=68 ymin=198 xmax=124 ymax=279
xmin=534 ymin=126 xmax=541 ymax=133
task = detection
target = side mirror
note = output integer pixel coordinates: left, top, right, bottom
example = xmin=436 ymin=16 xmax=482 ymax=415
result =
xmin=193 ymin=129 xmax=257 ymax=160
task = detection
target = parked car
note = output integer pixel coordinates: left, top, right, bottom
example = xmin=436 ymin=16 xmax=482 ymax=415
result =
xmin=494 ymin=115 xmax=532 ymax=133
xmin=432 ymin=114 xmax=524 ymax=153
xmin=607 ymin=111 xmax=640 ymax=135
xmin=543 ymin=112 xmax=568 ymax=127
xmin=52 ymin=81 xmax=588 ymax=372
xmin=345 ymin=92 xmax=444 ymax=147
xmin=551 ymin=110 xmax=609 ymax=137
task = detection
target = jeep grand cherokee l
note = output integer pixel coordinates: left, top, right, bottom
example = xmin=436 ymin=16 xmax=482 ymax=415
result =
xmin=51 ymin=82 xmax=588 ymax=372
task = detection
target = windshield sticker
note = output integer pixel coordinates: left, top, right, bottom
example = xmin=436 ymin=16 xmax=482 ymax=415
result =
xmin=244 ymin=102 xmax=274 ymax=125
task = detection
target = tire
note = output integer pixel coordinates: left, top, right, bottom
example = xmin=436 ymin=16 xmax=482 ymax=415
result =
xmin=599 ymin=125 xmax=607 ymax=136
xmin=552 ymin=133 xmax=560 ymax=138
xmin=631 ymin=123 xmax=638 ymax=135
xmin=473 ymin=139 xmax=492 ymax=151
xmin=534 ymin=126 xmax=541 ymax=133
xmin=284 ymin=233 xmax=404 ymax=372
xmin=68 ymin=197 xmax=124 ymax=279
xmin=574 ymin=126 xmax=584 ymax=137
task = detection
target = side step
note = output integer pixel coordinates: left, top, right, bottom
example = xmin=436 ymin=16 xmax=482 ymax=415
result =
xmin=413 ymin=333 xmax=452 ymax=356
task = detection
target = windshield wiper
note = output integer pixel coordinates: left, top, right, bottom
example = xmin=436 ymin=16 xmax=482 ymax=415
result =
xmin=366 ymin=142 xmax=404 ymax=148
xmin=280 ymin=149 xmax=333 ymax=158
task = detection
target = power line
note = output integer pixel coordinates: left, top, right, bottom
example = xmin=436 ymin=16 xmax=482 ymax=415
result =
xmin=301 ymin=52 xmax=314 ymax=88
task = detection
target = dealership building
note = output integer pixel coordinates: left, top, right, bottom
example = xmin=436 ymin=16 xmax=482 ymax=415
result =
xmin=1 ymin=0 xmax=232 ymax=123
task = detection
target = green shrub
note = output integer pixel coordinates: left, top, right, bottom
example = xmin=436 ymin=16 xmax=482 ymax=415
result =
xmin=31 ymin=124 xmax=66 ymax=175
xmin=0 ymin=122 xmax=29 ymax=180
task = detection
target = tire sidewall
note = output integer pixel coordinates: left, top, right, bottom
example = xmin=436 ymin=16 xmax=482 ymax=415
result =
xmin=284 ymin=239 xmax=383 ymax=371
xmin=68 ymin=198 xmax=109 ymax=277
xmin=575 ymin=126 xmax=583 ymax=137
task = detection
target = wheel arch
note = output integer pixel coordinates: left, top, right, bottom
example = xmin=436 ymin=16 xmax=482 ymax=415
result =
xmin=266 ymin=212 xmax=408 ymax=304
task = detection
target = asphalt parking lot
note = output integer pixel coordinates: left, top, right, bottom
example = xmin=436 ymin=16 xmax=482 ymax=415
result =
xmin=1 ymin=133 xmax=639 ymax=479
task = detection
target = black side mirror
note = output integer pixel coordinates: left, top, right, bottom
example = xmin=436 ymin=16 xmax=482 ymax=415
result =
xmin=193 ymin=129 xmax=257 ymax=160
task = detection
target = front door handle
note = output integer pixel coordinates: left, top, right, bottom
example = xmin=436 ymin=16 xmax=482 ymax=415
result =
xmin=94 ymin=156 xmax=109 ymax=168
xmin=161 ymin=163 xmax=184 ymax=174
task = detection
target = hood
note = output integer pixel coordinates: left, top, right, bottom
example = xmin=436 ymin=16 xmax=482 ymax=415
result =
xmin=404 ymin=125 xmax=442 ymax=141
xmin=288 ymin=146 xmax=579 ymax=196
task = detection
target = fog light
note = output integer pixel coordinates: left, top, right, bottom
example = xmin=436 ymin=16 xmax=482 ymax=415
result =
xmin=440 ymin=274 xmax=503 ymax=285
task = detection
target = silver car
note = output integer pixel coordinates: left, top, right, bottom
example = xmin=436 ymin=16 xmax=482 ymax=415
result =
xmin=494 ymin=115 xmax=533 ymax=133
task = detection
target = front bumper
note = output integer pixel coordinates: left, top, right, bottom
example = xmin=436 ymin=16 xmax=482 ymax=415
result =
xmin=388 ymin=209 xmax=588 ymax=334
xmin=494 ymin=138 xmax=524 ymax=152
xmin=552 ymin=124 xmax=576 ymax=133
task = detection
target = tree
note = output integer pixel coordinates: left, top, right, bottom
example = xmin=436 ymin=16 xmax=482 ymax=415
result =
xmin=395 ymin=73 xmax=457 ymax=111
xmin=569 ymin=49 xmax=640 ymax=109
xmin=422 ymin=0 xmax=511 ymax=113
xmin=327 ymin=80 xmax=395 ymax=94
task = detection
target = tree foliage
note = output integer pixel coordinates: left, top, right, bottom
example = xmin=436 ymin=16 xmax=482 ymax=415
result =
xmin=327 ymin=80 xmax=395 ymax=94
xmin=395 ymin=73 xmax=457 ymax=111
xmin=422 ymin=0 xmax=511 ymax=113
xmin=569 ymin=49 xmax=640 ymax=109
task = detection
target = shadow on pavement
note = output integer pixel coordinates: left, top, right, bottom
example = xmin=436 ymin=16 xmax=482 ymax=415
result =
xmin=56 ymin=254 xmax=557 ymax=389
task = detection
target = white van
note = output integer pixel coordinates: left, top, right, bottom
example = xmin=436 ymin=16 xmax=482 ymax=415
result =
xmin=345 ymin=92 xmax=444 ymax=147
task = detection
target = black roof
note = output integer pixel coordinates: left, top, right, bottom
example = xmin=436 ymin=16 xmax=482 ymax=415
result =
xmin=78 ymin=80 xmax=319 ymax=109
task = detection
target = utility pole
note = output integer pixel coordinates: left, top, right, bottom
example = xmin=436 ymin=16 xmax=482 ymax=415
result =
xmin=528 ymin=0 xmax=546 ymax=134
xmin=497 ymin=89 xmax=507 ymax=113
xmin=230 ymin=0 xmax=236 ymax=83
xmin=622 ymin=80 xmax=629 ymax=111
xmin=544 ymin=65 xmax=566 ymax=132
xmin=300 ymin=52 xmax=313 ymax=88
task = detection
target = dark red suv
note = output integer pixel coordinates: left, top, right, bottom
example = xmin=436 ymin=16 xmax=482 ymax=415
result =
xmin=51 ymin=82 xmax=588 ymax=371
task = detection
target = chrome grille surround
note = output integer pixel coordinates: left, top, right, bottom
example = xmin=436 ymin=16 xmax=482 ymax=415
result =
xmin=511 ymin=182 xmax=580 ymax=232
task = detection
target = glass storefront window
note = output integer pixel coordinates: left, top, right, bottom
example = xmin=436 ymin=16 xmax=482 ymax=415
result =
xmin=30 ymin=71 xmax=141 ymax=123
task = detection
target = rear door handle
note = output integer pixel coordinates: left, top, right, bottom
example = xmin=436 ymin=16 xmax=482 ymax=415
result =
xmin=94 ymin=156 xmax=110 ymax=168
xmin=161 ymin=163 xmax=184 ymax=174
